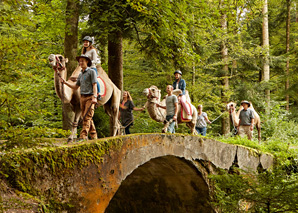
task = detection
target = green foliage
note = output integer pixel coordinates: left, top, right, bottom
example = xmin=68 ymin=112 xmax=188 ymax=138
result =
xmin=211 ymin=165 xmax=298 ymax=212
xmin=0 ymin=127 xmax=70 ymax=151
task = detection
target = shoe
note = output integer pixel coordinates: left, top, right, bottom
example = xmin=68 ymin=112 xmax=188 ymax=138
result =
xmin=97 ymin=94 xmax=102 ymax=100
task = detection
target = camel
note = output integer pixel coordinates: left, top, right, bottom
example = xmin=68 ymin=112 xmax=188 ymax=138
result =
xmin=143 ymin=85 xmax=197 ymax=134
xmin=48 ymin=54 xmax=121 ymax=141
xmin=226 ymin=101 xmax=261 ymax=142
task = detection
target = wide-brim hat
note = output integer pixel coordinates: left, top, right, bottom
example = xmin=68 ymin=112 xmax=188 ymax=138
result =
xmin=241 ymin=100 xmax=250 ymax=107
xmin=76 ymin=55 xmax=92 ymax=67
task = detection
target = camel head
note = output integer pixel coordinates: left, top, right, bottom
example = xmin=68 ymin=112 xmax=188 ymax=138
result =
xmin=48 ymin=54 xmax=68 ymax=71
xmin=143 ymin=85 xmax=161 ymax=102
xmin=226 ymin=102 xmax=237 ymax=114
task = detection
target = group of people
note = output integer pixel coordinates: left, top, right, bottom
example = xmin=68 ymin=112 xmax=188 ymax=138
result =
xmin=61 ymin=35 xmax=255 ymax=141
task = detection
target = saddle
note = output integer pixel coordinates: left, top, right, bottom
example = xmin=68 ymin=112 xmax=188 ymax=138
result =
xmin=97 ymin=76 xmax=107 ymax=97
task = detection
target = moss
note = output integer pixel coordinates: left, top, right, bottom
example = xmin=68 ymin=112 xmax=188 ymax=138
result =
xmin=0 ymin=137 xmax=123 ymax=203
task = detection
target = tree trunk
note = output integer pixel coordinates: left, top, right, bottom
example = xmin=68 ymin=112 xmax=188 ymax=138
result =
xmin=220 ymin=11 xmax=230 ymax=135
xmin=108 ymin=31 xmax=123 ymax=135
xmin=262 ymin=0 xmax=270 ymax=114
xmin=64 ymin=0 xmax=79 ymax=79
xmin=108 ymin=31 xmax=123 ymax=92
xmin=63 ymin=0 xmax=79 ymax=132
xmin=286 ymin=0 xmax=291 ymax=111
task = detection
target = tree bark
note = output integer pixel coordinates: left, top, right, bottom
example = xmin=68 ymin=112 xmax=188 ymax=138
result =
xmin=220 ymin=11 xmax=230 ymax=135
xmin=108 ymin=31 xmax=123 ymax=92
xmin=262 ymin=0 xmax=270 ymax=114
xmin=286 ymin=0 xmax=291 ymax=111
xmin=64 ymin=0 xmax=79 ymax=79
xmin=63 ymin=0 xmax=79 ymax=132
xmin=108 ymin=31 xmax=123 ymax=135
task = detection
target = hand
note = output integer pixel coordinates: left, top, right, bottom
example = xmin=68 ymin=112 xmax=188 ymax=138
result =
xmin=250 ymin=125 xmax=254 ymax=131
xmin=141 ymin=107 xmax=145 ymax=111
xmin=173 ymin=115 xmax=177 ymax=121
xmin=60 ymin=78 xmax=66 ymax=84
xmin=92 ymin=97 xmax=97 ymax=104
xmin=237 ymin=126 xmax=240 ymax=130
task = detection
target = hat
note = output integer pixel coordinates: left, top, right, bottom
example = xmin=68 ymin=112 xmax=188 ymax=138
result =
xmin=174 ymin=70 xmax=182 ymax=75
xmin=241 ymin=100 xmax=250 ymax=107
xmin=82 ymin=36 xmax=93 ymax=44
xmin=76 ymin=55 xmax=92 ymax=67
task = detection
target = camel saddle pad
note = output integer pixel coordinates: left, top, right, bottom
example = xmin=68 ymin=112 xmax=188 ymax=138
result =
xmin=97 ymin=76 xmax=107 ymax=97
xmin=180 ymin=102 xmax=192 ymax=122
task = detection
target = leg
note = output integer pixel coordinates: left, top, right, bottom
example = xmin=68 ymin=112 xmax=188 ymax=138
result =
xmin=237 ymin=126 xmax=246 ymax=138
xmin=125 ymin=124 xmax=131 ymax=135
xmin=168 ymin=121 xmax=176 ymax=133
xmin=89 ymin=120 xmax=98 ymax=139
xmin=79 ymin=97 xmax=95 ymax=139
xmin=201 ymin=127 xmax=207 ymax=136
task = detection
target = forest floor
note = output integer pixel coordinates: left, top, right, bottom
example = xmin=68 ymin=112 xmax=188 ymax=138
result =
xmin=0 ymin=179 xmax=40 ymax=213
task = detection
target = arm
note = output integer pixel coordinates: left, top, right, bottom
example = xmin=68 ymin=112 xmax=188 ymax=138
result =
xmin=133 ymin=107 xmax=145 ymax=111
xmin=92 ymin=83 xmax=97 ymax=104
xmin=90 ymin=49 xmax=98 ymax=67
xmin=250 ymin=118 xmax=254 ymax=131
xmin=61 ymin=78 xmax=79 ymax=90
xmin=156 ymin=103 xmax=166 ymax=109
xmin=204 ymin=115 xmax=212 ymax=124
xmin=173 ymin=102 xmax=178 ymax=121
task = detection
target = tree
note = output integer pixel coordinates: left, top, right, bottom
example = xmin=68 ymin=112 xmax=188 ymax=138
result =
xmin=285 ymin=0 xmax=291 ymax=110
xmin=262 ymin=0 xmax=270 ymax=114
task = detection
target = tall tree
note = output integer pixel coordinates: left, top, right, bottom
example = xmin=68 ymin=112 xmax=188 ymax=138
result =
xmin=220 ymin=1 xmax=230 ymax=135
xmin=262 ymin=0 xmax=270 ymax=114
xmin=286 ymin=0 xmax=291 ymax=110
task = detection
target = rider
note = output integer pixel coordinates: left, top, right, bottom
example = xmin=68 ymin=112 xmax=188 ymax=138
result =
xmin=172 ymin=70 xmax=190 ymax=115
xmin=82 ymin=36 xmax=101 ymax=100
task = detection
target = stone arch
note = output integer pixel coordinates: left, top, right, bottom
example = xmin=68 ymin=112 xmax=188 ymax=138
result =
xmin=105 ymin=155 xmax=215 ymax=213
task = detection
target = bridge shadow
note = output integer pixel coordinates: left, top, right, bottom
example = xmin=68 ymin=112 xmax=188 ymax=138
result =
xmin=106 ymin=155 xmax=214 ymax=213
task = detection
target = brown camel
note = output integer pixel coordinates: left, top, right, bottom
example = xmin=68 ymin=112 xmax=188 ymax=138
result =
xmin=48 ymin=54 xmax=121 ymax=141
xmin=143 ymin=85 xmax=197 ymax=134
xmin=226 ymin=101 xmax=261 ymax=142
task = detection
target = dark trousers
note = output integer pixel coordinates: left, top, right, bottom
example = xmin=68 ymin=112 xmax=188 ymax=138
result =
xmin=125 ymin=124 xmax=132 ymax=135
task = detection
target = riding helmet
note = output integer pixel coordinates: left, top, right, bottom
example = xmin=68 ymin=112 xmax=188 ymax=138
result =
xmin=82 ymin=36 xmax=93 ymax=44
xmin=174 ymin=70 xmax=182 ymax=75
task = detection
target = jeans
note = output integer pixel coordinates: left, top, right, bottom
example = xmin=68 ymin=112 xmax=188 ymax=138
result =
xmin=92 ymin=67 xmax=100 ymax=93
xmin=166 ymin=115 xmax=176 ymax=133
xmin=196 ymin=127 xmax=207 ymax=136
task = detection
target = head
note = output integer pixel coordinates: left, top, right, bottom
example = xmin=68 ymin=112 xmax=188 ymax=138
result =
xmin=166 ymin=85 xmax=173 ymax=94
xmin=82 ymin=36 xmax=93 ymax=47
xmin=226 ymin=102 xmax=237 ymax=113
xmin=123 ymin=91 xmax=132 ymax=101
xmin=197 ymin=104 xmax=203 ymax=112
xmin=48 ymin=54 xmax=67 ymax=70
xmin=76 ymin=55 xmax=92 ymax=69
xmin=241 ymin=100 xmax=250 ymax=109
xmin=174 ymin=70 xmax=182 ymax=80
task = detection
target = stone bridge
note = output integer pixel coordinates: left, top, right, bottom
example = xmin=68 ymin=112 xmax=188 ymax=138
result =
xmin=1 ymin=134 xmax=273 ymax=212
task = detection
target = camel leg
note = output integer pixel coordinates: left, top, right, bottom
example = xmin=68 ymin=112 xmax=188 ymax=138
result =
xmin=110 ymin=87 xmax=121 ymax=136
xmin=186 ymin=122 xmax=197 ymax=135
xmin=257 ymin=124 xmax=261 ymax=144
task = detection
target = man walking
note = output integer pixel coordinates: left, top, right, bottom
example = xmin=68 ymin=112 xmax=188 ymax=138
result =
xmin=61 ymin=54 xmax=98 ymax=141
xmin=237 ymin=100 xmax=255 ymax=140
xmin=156 ymin=85 xmax=178 ymax=133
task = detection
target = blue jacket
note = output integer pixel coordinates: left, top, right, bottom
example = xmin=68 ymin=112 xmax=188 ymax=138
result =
xmin=173 ymin=79 xmax=186 ymax=95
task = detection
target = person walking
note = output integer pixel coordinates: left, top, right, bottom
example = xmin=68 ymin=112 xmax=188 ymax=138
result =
xmin=237 ymin=100 xmax=255 ymax=140
xmin=81 ymin=36 xmax=101 ymax=100
xmin=61 ymin=55 xmax=98 ymax=141
xmin=156 ymin=85 xmax=178 ymax=133
xmin=195 ymin=104 xmax=211 ymax=136
xmin=119 ymin=91 xmax=145 ymax=134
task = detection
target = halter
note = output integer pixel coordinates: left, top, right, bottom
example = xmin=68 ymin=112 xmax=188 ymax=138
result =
xmin=146 ymin=88 xmax=158 ymax=101
xmin=53 ymin=55 xmax=65 ymax=76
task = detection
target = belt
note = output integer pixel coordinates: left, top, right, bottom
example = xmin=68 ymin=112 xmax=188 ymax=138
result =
xmin=81 ymin=94 xmax=93 ymax=97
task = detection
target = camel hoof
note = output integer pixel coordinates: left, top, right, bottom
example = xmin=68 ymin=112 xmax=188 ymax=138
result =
xmin=67 ymin=138 xmax=73 ymax=143
xmin=162 ymin=129 xmax=166 ymax=133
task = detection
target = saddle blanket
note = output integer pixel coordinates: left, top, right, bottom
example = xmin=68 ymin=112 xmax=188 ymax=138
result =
xmin=180 ymin=101 xmax=192 ymax=122
xmin=97 ymin=76 xmax=106 ymax=97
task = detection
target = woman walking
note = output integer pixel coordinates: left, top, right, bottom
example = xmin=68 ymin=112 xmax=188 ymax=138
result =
xmin=195 ymin=105 xmax=211 ymax=136
xmin=119 ymin=91 xmax=145 ymax=134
